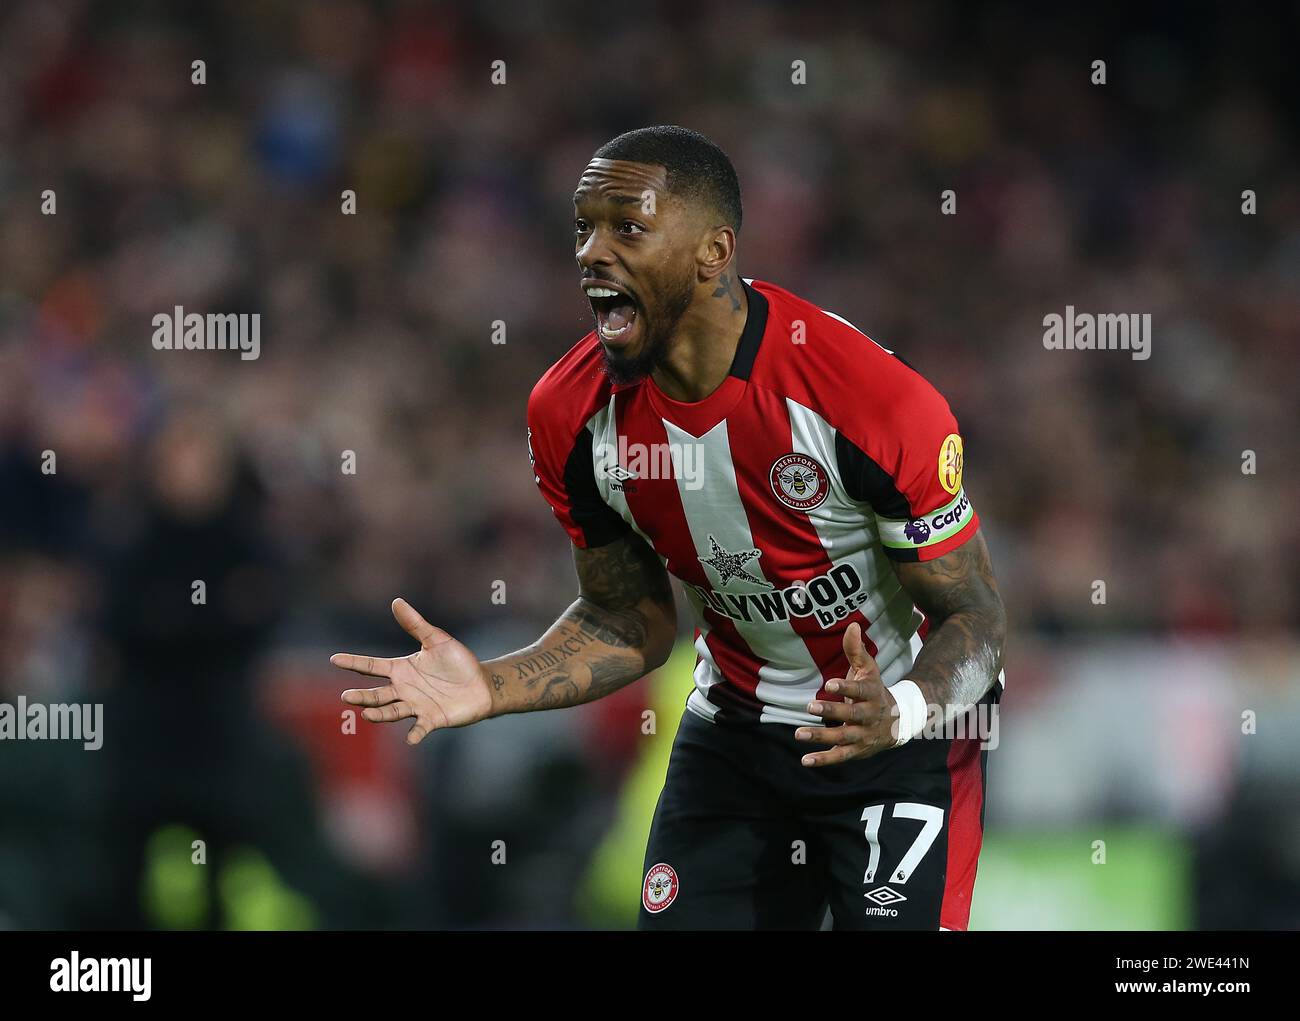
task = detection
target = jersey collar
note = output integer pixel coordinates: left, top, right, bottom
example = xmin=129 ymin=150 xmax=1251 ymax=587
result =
xmin=642 ymin=279 xmax=770 ymax=436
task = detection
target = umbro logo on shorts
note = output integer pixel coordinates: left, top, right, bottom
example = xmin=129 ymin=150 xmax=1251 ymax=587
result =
xmin=864 ymin=886 xmax=907 ymax=917
xmin=864 ymin=886 xmax=907 ymax=906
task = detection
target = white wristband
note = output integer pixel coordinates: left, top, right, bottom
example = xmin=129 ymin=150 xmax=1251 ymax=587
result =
xmin=886 ymin=680 xmax=928 ymax=747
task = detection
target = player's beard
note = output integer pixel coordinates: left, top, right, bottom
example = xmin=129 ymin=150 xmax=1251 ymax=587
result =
xmin=600 ymin=272 xmax=696 ymax=386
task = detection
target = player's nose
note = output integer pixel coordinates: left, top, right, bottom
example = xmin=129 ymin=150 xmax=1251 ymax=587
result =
xmin=575 ymin=230 xmax=614 ymax=271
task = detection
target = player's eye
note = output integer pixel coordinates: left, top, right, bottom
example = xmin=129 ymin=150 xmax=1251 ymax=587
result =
xmin=618 ymin=221 xmax=645 ymax=235
xmin=574 ymin=219 xmax=590 ymax=235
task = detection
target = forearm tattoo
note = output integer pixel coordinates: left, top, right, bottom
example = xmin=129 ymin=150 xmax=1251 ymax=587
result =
xmin=490 ymin=534 xmax=674 ymax=713
xmin=893 ymin=532 xmax=1006 ymax=721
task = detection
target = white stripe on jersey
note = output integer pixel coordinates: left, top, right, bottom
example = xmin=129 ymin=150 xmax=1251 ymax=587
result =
xmin=586 ymin=396 xmax=660 ymax=553
xmin=585 ymin=397 xmax=729 ymax=724
xmin=660 ymin=417 xmax=825 ymax=725
xmin=785 ymin=397 xmax=922 ymax=687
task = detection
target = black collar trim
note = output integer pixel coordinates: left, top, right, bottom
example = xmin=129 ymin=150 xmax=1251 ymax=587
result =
xmin=727 ymin=279 xmax=768 ymax=381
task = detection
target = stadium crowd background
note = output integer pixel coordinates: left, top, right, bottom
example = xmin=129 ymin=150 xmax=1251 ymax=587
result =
xmin=1 ymin=0 xmax=1297 ymax=928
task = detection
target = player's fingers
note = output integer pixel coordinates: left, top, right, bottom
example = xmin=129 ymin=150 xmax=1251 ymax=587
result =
xmin=795 ymin=733 xmax=878 ymax=764
xmin=340 ymin=684 xmax=398 ymax=707
xmin=807 ymin=698 xmax=859 ymax=724
xmin=842 ymin=622 xmax=867 ymax=665
xmin=795 ymin=724 xmax=861 ymax=747
xmin=841 ymin=623 xmax=883 ymax=679
xmin=330 ymin=653 xmax=394 ymax=678
xmin=405 ymin=721 xmax=430 ymax=746
xmin=799 ymin=741 xmax=867 ymax=768
xmin=361 ymin=701 xmax=415 ymax=724
xmin=391 ymin=598 xmax=452 ymax=648
xmin=824 ymin=677 xmax=875 ymax=701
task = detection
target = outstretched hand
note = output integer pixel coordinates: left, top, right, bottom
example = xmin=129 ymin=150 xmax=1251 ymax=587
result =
xmin=331 ymin=598 xmax=495 ymax=745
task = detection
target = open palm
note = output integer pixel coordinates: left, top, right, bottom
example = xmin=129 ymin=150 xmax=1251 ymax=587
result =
xmin=331 ymin=598 xmax=495 ymax=745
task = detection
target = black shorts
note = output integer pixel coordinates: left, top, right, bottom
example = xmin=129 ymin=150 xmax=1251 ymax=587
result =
xmin=638 ymin=685 xmax=999 ymax=930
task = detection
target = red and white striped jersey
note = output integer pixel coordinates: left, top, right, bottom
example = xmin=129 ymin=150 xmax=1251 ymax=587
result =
xmin=527 ymin=277 xmax=980 ymax=727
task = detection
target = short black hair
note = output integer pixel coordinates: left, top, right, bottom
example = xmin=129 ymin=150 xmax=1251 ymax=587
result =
xmin=593 ymin=125 xmax=742 ymax=233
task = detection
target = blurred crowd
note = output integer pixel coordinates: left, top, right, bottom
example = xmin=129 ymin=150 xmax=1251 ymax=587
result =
xmin=0 ymin=0 xmax=1297 ymax=928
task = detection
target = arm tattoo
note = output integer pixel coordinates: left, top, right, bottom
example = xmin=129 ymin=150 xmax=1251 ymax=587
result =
xmin=892 ymin=531 xmax=1006 ymax=723
xmin=486 ymin=534 xmax=675 ymax=714
xmin=574 ymin=531 xmax=673 ymax=611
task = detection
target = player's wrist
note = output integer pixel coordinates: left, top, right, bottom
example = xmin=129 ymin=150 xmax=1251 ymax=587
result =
xmin=479 ymin=660 xmax=513 ymax=718
xmin=885 ymin=679 xmax=928 ymax=746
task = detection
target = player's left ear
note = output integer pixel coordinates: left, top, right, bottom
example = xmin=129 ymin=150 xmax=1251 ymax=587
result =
xmin=696 ymin=223 xmax=736 ymax=281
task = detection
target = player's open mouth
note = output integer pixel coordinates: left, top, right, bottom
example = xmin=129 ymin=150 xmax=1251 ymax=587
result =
xmin=584 ymin=282 xmax=638 ymax=343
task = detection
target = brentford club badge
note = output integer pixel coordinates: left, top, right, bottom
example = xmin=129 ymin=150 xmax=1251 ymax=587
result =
xmin=770 ymin=453 xmax=829 ymax=511
xmin=642 ymin=862 xmax=679 ymax=913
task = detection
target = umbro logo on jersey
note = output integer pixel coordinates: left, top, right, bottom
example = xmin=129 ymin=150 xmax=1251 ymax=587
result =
xmin=864 ymin=886 xmax=907 ymax=917
xmin=593 ymin=438 xmax=703 ymax=490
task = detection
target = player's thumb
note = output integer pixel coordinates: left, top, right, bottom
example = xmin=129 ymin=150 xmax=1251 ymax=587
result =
xmin=392 ymin=597 xmax=449 ymax=647
xmin=843 ymin=622 xmax=873 ymax=669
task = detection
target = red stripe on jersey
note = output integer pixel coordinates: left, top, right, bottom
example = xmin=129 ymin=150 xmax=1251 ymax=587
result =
xmin=699 ymin=630 xmax=767 ymax=708
xmin=939 ymin=731 xmax=985 ymax=931
xmin=727 ymin=386 xmax=879 ymax=701
xmin=615 ymin=393 xmax=767 ymax=705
